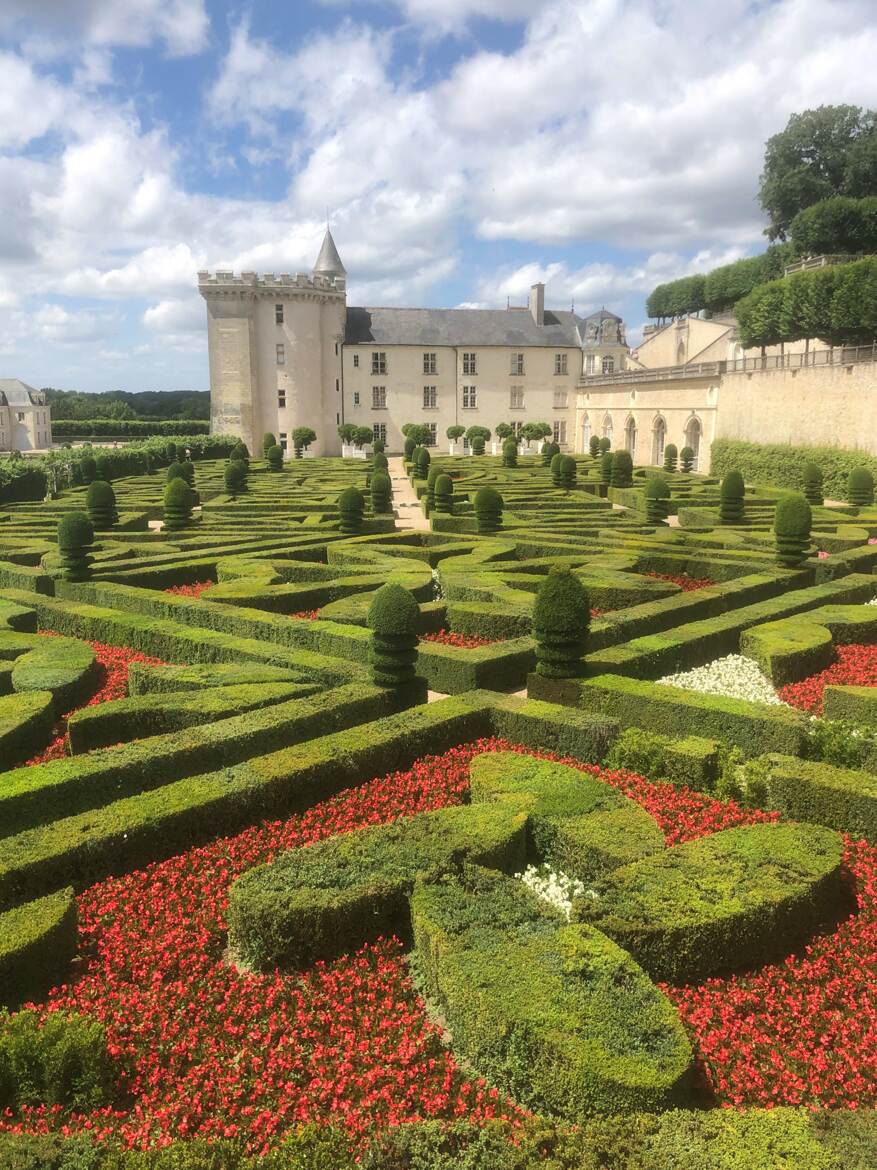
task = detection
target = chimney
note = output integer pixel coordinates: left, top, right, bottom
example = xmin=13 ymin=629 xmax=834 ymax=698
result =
xmin=529 ymin=282 xmax=545 ymax=326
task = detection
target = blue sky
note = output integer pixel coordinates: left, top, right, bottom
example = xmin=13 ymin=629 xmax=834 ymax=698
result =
xmin=1 ymin=0 xmax=876 ymax=393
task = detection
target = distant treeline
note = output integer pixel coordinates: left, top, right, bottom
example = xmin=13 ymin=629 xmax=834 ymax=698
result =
xmin=44 ymin=389 xmax=210 ymax=422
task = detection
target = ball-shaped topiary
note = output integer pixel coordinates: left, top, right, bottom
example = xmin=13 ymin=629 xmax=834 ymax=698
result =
xmin=415 ymin=446 xmax=431 ymax=478
xmin=847 ymin=466 xmax=874 ymax=507
xmin=559 ymin=455 xmax=577 ymax=489
xmin=403 ymin=437 xmax=417 ymax=460
xmin=802 ymin=462 xmax=823 ymax=506
xmin=474 ymin=486 xmax=503 ymax=535
xmin=373 ymin=452 xmax=389 ymax=472
xmin=588 ymin=435 xmax=601 ymax=458
xmin=550 ymin=452 xmax=564 ymax=487
xmin=774 ymin=493 xmax=812 ymax=568
xmin=719 ymin=470 xmax=745 ymax=523
xmin=338 ymin=486 xmax=365 ymax=535
xmin=600 ymin=451 xmax=613 ymax=486
xmin=598 ymin=437 xmax=611 ymax=454
xmin=679 ymin=446 xmax=695 ymax=473
xmin=267 ymin=444 xmax=283 ymax=471
xmin=610 ymin=450 xmax=633 ymax=488
xmin=224 ymin=458 xmax=247 ymax=497
xmin=80 ymin=455 xmax=96 ymax=484
xmin=85 ymin=480 xmax=118 ymax=530
xmin=502 ymin=438 xmax=518 ymax=468
xmin=371 ymin=470 xmax=393 ymax=514
xmin=470 ymin=435 xmax=486 ymax=456
xmin=644 ymin=475 xmax=671 ymax=525
xmin=57 ymin=512 xmax=95 ymax=582
xmin=541 ymin=441 xmax=560 ymax=467
xmin=434 ymin=473 xmax=454 ymax=514
xmin=367 ymin=583 xmax=420 ymax=688
xmin=163 ymin=477 xmax=193 ymax=531
xmin=532 ymin=566 xmax=590 ymax=678
xmin=662 ymin=443 xmax=678 ymax=473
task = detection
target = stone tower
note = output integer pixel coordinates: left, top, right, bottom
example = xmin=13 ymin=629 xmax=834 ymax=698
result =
xmin=198 ymin=228 xmax=347 ymax=456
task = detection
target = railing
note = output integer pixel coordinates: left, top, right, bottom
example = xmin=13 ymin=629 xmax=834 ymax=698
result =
xmin=581 ymin=362 xmax=722 ymax=387
xmin=783 ymin=254 xmax=860 ymax=276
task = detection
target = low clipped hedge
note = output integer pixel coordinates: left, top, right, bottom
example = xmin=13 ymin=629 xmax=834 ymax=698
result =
xmin=765 ymin=753 xmax=877 ymax=842
xmin=0 ymin=689 xmax=54 ymax=765
xmin=0 ymin=888 xmax=76 ymax=1009
xmin=11 ymin=636 xmax=97 ymax=713
xmin=0 ymin=1008 xmax=112 ymax=1112
xmin=604 ymin=727 xmax=723 ymax=791
xmin=577 ymin=821 xmax=845 ymax=982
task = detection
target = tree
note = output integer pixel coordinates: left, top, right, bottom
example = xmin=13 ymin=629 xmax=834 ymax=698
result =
xmin=520 ymin=421 xmax=551 ymax=445
xmin=446 ymin=425 xmax=465 ymax=442
xmin=404 ymin=424 xmax=434 ymax=448
xmin=337 ymin=424 xmax=358 ymax=446
xmin=292 ymin=427 xmax=316 ymax=457
xmin=495 ymin=423 xmax=514 ymax=441
xmin=759 ymin=105 xmax=877 ymax=241
xmin=790 ymin=195 xmax=877 ymax=256
xmin=353 ymin=426 xmax=374 ymax=449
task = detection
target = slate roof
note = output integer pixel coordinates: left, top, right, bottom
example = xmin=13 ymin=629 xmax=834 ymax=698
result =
xmin=0 ymin=379 xmax=44 ymax=407
xmin=345 ymin=307 xmax=591 ymax=348
xmin=313 ymin=229 xmax=346 ymax=278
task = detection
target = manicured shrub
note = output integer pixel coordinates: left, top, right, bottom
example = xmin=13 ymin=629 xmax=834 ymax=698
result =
xmin=558 ymin=455 xmax=576 ymax=489
xmin=415 ymin=446 xmax=431 ymax=478
xmin=85 ymin=480 xmax=118 ymax=530
xmin=541 ymin=440 xmax=560 ymax=466
xmin=803 ymin=461 xmax=824 ymax=505
xmin=425 ymin=463 xmax=441 ymax=510
xmin=470 ymin=435 xmax=485 ymax=456
xmin=719 ymin=469 xmax=745 ymax=522
xmin=847 ymin=466 xmax=874 ymax=506
xmin=680 ymin=445 xmax=695 ymax=473
xmin=644 ymin=474 xmax=671 ymax=524
xmin=163 ymin=477 xmax=193 ymax=530
xmin=224 ymin=459 xmax=247 ymax=497
xmin=165 ymin=441 xmax=177 ymax=462
xmin=230 ymin=441 xmax=249 ymax=466
xmin=588 ymin=434 xmax=601 ymax=458
xmin=93 ymin=455 xmax=112 ymax=482
xmin=338 ymin=486 xmax=365 ymax=535
xmin=166 ymin=460 xmax=185 ymax=483
xmin=550 ymin=452 xmax=563 ymax=486
xmin=662 ymin=442 xmax=678 ymax=472
xmin=774 ymin=493 xmax=812 ymax=567
xmin=372 ymin=437 xmax=385 ymax=454
xmin=533 ymin=566 xmax=590 ymax=678
xmin=610 ymin=450 xmax=633 ymax=488
xmin=403 ymin=436 xmax=417 ymax=460
xmin=367 ymin=582 xmax=420 ymax=689
xmin=598 ymin=436 xmax=611 ymax=453
xmin=262 ymin=432 xmax=276 ymax=454
xmin=291 ymin=427 xmax=316 ymax=458
xmin=446 ymin=425 xmax=465 ymax=445
xmin=434 ymin=473 xmax=454 ymax=514
xmin=372 ymin=451 xmax=389 ymax=471
xmin=266 ymin=444 xmax=283 ymax=471
xmin=474 ymin=486 xmax=503 ymax=534
xmin=0 ymin=889 xmax=77 ymax=1010
xmin=501 ymin=438 xmax=517 ymax=468
xmin=79 ymin=455 xmax=96 ymax=484
xmin=0 ymin=1009 xmax=113 ymax=1112
xmin=370 ymin=470 xmax=392 ymax=514
xmin=599 ymin=450 xmax=613 ymax=485
xmin=57 ymin=512 xmax=94 ymax=582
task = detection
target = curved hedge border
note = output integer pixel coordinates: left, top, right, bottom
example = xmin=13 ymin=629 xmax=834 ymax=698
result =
xmin=0 ymin=887 xmax=76 ymax=1009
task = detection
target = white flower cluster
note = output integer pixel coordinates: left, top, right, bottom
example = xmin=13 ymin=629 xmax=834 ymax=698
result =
xmin=431 ymin=567 xmax=443 ymax=600
xmin=657 ymin=653 xmax=783 ymax=705
xmin=867 ymin=596 xmax=877 ymax=607
xmin=516 ymin=864 xmax=587 ymax=920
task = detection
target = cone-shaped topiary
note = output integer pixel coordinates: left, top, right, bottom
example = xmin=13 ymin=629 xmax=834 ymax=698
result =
xmin=415 ymin=446 xmax=431 ymax=478
xmin=80 ymin=455 xmax=96 ymax=484
xmin=802 ymin=462 xmax=823 ymax=506
xmin=425 ymin=464 xmax=441 ymax=511
xmin=533 ymin=566 xmax=590 ymax=678
xmin=266 ymin=444 xmax=283 ymax=471
xmin=434 ymin=473 xmax=454 ymax=513
xmin=163 ymin=477 xmax=193 ymax=531
xmin=644 ymin=475 xmax=671 ymax=524
xmin=262 ymin=432 xmax=276 ymax=454
xmin=367 ymin=583 xmax=420 ymax=688
xmin=550 ymin=452 xmax=564 ymax=487
xmin=85 ymin=480 xmax=118 ymax=530
xmin=559 ymin=455 xmax=577 ymax=489
xmin=502 ymin=438 xmax=518 ymax=468
xmin=588 ymin=435 xmax=601 ymax=458
xmin=662 ymin=443 xmax=678 ymax=473
xmin=719 ymin=470 xmax=745 ymax=523
xmin=373 ymin=452 xmax=389 ymax=471
xmin=847 ymin=466 xmax=874 ymax=507
xmin=338 ymin=486 xmax=365 ymax=535
xmin=474 ymin=486 xmax=503 ymax=534
xmin=774 ymin=493 xmax=812 ymax=567
xmin=600 ymin=451 xmax=613 ymax=486
xmin=403 ymin=437 xmax=417 ymax=460
xmin=541 ymin=441 xmax=560 ymax=467
xmin=598 ymin=437 xmax=611 ymax=454
xmin=470 ymin=435 xmax=485 ymax=456
xmin=610 ymin=450 xmax=633 ymax=488
xmin=57 ymin=512 xmax=94 ymax=582
xmin=224 ymin=459 xmax=247 ymax=497
xmin=371 ymin=470 xmax=392 ymax=514
xmin=680 ymin=446 xmax=695 ymax=473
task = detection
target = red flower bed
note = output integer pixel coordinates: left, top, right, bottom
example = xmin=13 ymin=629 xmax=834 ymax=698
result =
xmin=779 ymin=643 xmax=877 ymax=714
xmin=290 ymin=610 xmax=320 ymax=621
xmin=647 ymin=571 xmax=715 ymax=592
xmin=420 ymin=630 xmax=497 ymax=649
xmin=164 ymin=582 xmax=214 ymax=599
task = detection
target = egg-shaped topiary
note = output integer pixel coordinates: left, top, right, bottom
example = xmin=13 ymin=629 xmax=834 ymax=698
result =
xmin=719 ymin=470 xmax=745 ymax=523
xmin=262 ymin=432 xmax=277 ymax=454
xmin=224 ymin=458 xmax=247 ymax=497
xmin=847 ymin=466 xmax=874 ymax=507
xmin=470 ymin=435 xmax=486 ymax=456
xmin=85 ymin=480 xmax=118 ymax=530
xmin=425 ymin=464 xmax=442 ymax=512
xmin=367 ymin=583 xmax=420 ymax=688
xmin=266 ymin=444 xmax=283 ymax=471
xmin=163 ymin=477 xmax=193 ymax=531
xmin=338 ymin=486 xmax=365 ymax=535
xmin=644 ymin=475 xmax=672 ymax=525
xmin=598 ymin=437 xmax=611 ymax=454
xmin=774 ymin=493 xmax=812 ymax=568
xmin=541 ymin=441 xmax=560 ymax=467
xmin=415 ymin=446 xmax=431 ymax=478
xmin=502 ymin=438 xmax=518 ymax=468
xmin=79 ymin=455 xmax=97 ymax=484
xmin=588 ymin=435 xmax=601 ymax=458
xmin=610 ymin=450 xmax=633 ymax=488
xmin=372 ymin=438 xmax=385 ymax=454
xmin=662 ymin=443 xmax=678 ymax=473
xmin=373 ymin=452 xmax=389 ymax=471
xmin=559 ymin=455 xmax=577 ymax=489
xmin=434 ymin=473 xmax=454 ymax=514
xmin=167 ymin=461 xmax=186 ymax=484
xmin=371 ymin=470 xmax=393 ymax=515
xmin=403 ymin=436 xmax=417 ymax=460
xmin=550 ymin=452 xmax=564 ymax=487
xmin=679 ymin=446 xmax=695 ymax=473
xmin=57 ymin=512 xmax=95 ymax=581
xmin=599 ymin=451 xmax=613 ymax=486
xmin=230 ymin=441 xmax=249 ymax=467
xmin=532 ymin=566 xmax=590 ymax=678
xmin=802 ymin=462 xmax=823 ymax=506
xmin=474 ymin=486 xmax=503 ymax=535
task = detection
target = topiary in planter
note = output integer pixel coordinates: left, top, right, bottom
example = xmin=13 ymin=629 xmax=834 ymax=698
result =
xmin=502 ymin=438 xmax=518 ymax=468
xmin=719 ymin=470 xmax=745 ymax=523
xmin=163 ymin=477 xmax=193 ymax=530
xmin=541 ymin=441 xmax=560 ymax=467
xmin=434 ymin=473 xmax=454 ymax=513
xmin=404 ymin=437 xmax=417 ymax=460
xmin=559 ymin=455 xmax=577 ymax=489
xmin=57 ymin=512 xmax=94 ymax=582
xmin=533 ymin=566 xmax=590 ymax=678
xmin=550 ymin=452 xmax=564 ymax=487
xmin=338 ymin=486 xmax=365 ymax=535
xmin=85 ymin=480 xmax=117 ymax=530
xmin=474 ymin=486 xmax=503 ymax=534
xmin=847 ymin=466 xmax=874 ymax=507
xmin=373 ymin=452 xmax=389 ymax=471
xmin=470 ymin=435 xmax=485 ymax=456
xmin=600 ymin=451 xmax=613 ymax=486
xmin=80 ymin=455 xmax=96 ymax=484
xmin=415 ymin=446 xmax=431 ymax=479
xmin=774 ymin=492 xmax=812 ymax=567
xmin=367 ymin=583 xmax=420 ymax=688
xmin=644 ymin=475 xmax=671 ymax=524
xmin=262 ymin=432 xmax=276 ymax=454
xmin=224 ymin=458 xmax=247 ymax=497
xmin=680 ymin=446 xmax=695 ymax=473
xmin=267 ymin=444 xmax=283 ymax=471
xmin=371 ymin=470 xmax=392 ymax=514
xmin=662 ymin=443 xmax=678 ymax=473
xmin=610 ymin=450 xmax=633 ymax=488
xmin=589 ymin=435 xmax=601 ymax=458
xmin=802 ymin=462 xmax=823 ymax=506
xmin=599 ymin=436 xmax=611 ymax=454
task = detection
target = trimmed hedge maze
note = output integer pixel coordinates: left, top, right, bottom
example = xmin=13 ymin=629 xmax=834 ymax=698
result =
xmin=2 ymin=444 xmax=877 ymax=1166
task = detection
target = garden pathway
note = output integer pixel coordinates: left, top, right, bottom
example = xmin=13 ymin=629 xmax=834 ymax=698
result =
xmin=388 ymin=456 xmax=430 ymax=532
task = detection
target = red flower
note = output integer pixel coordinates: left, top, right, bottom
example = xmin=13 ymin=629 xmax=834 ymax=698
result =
xmin=419 ymin=631 xmax=498 ymax=649
xmin=780 ymin=644 xmax=877 ymax=714
xmin=164 ymin=583 xmax=214 ymax=599
xmin=647 ymin=571 xmax=715 ymax=592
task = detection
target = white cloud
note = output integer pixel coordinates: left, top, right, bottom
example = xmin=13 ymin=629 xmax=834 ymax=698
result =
xmin=318 ymin=0 xmax=534 ymax=33
xmin=0 ymin=0 xmax=209 ymax=56
xmin=60 ymin=245 xmax=203 ymax=298
xmin=143 ymin=296 xmax=204 ymax=333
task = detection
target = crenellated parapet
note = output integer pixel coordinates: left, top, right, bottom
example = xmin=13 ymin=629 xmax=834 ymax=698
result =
xmin=198 ymin=270 xmax=346 ymax=302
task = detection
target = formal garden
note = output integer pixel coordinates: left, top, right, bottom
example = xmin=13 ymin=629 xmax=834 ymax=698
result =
xmin=2 ymin=429 xmax=877 ymax=1168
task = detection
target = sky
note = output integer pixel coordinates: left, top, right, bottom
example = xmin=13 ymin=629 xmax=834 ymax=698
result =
xmin=1 ymin=0 xmax=877 ymax=394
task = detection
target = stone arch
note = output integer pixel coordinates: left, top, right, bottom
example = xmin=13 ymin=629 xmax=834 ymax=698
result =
xmin=684 ymin=414 xmax=703 ymax=470
xmin=602 ymin=413 xmax=613 ymax=443
xmin=652 ymin=415 xmax=666 ymax=467
xmin=625 ymin=414 xmax=637 ymax=458
xmin=582 ymin=413 xmax=592 ymax=449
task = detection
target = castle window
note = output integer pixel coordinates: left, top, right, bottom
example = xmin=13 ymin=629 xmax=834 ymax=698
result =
xmin=16 ymin=412 xmax=24 ymax=422
xmin=426 ymin=422 xmax=437 ymax=445
xmin=602 ymin=356 xmax=615 ymax=375
xmin=510 ymin=352 xmax=524 ymax=375
xmin=423 ymin=352 xmax=437 ymax=375
xmin=353 ymin=354 xmax=359 ymax=368
xmin=510 ymin=387 xmax=524 ymax=409
xmin=373 ymin=422 xmax=387 ymax=444
xmin=423 ymin=386 xmax=437 ymax=408
xmin=372 ymin=352 xmax=387 ymax=375
xmin=463 ymin=352 xmax=477 ymax=375
xmin=585 ymin=354 xmax=596 ymax=375
xmin=335 ymin=342 xmax=339 ymax=356
xmin=279 ymin=432 xmax=288 ymax=452
xmin=372 ymin=386 xmax=387 ymax=409
xmin=275 ymin=303 xmax=284 ymax=325
xmin=276 ymin=343 xmax=285 ymax=365
xmin=462 ymin=385 xmax=477 ymax=409
xmin=554 ymin=352 xmax=568 ymax=375
xmin=553 ymin=390 xmax=568 ymax=409
xmin=353 ymin=391 xmax=360 ymax=407
xmin=278 ymin=392 xmax=286 ymax=408
xmin=553 ymin=420 xmax=567 ymax=445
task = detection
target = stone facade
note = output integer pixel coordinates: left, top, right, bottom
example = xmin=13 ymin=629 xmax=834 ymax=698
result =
xmin=0 ymin=380 xmax=52 ymax=452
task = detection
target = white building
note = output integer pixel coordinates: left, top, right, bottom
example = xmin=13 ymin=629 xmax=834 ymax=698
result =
xmin=0 ymin=380 xmax=52 ymax=452
xmin=199 ymin=231 xmax=630 ymax=456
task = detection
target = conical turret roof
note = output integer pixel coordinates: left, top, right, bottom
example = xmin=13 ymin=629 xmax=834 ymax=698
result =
xmin=313 ymin=228 xmax=346 ymax=278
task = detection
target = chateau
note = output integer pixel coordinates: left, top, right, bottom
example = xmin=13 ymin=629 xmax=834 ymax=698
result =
xmin=199 ymin=230 xmax=629 ymax=457
xmin=0 ymin=380 xmax=52 ymax=453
